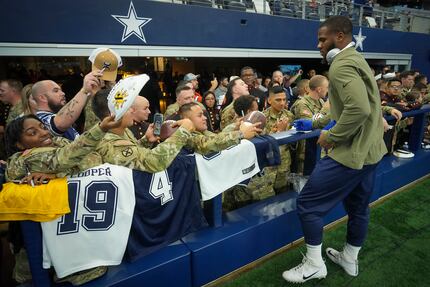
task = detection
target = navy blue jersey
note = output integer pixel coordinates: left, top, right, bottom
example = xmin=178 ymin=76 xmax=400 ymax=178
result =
xmin=127 ymin=155 xmax=208 ymax=261
xmin=36 ymin=111 xmax=79 ymax=140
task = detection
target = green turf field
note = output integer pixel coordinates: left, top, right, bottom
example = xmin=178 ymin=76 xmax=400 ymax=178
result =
xmin=222 ymin=177 xmax=430 ymax=287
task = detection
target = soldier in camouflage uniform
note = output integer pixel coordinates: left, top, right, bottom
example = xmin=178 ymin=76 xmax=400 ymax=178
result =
xmin=6 ymin=101 xmax=24 ymax=125
xmin=0 ymin=79 xmax=23 ymax=125
xmin=92 ymin=88 xmax=196 ymax=172
xmin=220 ymin=78 xmax=250 ymax=130
xmin=178 ymin=101 xmax=260 ymax=211
xmin=5 ymin=114 xmax=120 ymax=181
xmin=263 ymin=85 xmax=295 ymax=192
xmin=179 ymin=102 xmax=259 ymax=154
xmin=291 ymin=75 xmax=331 ymax=173
xmin=84 ymin=98 xmax=100 ymax=131
xmin=399 ymin=71 xmax=415 ymax=101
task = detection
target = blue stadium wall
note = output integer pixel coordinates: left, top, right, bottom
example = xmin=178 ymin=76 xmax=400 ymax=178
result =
xmin=2 ymin=0 xmax=430 ymax=75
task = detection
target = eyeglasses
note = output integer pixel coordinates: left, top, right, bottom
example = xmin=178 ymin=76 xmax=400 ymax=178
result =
xmin=389 ymin=86 xmax=401 ymax=90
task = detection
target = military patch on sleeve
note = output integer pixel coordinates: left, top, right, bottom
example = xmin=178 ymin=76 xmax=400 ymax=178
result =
xmin=121 ymin=147 xmax=133 ymax=157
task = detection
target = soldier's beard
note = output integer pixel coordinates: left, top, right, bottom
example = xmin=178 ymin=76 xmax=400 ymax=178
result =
xmin=47 ymin=100 xmax=64 ymax=114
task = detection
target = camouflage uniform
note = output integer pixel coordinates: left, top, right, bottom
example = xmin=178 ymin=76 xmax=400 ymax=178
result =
xmin=263 ymin=107 xmax=295 ymax=191
xmin=220 ymin=101 xmax=237 ymax=130
xmin=164 ymin=102 xmax=180 ymax=119
xmin=291 ymin=95 xmax=331 ymax=173
xmin=6 ymin=124 xmax=105 ymax=181
xmin=229 ymin=108 xmax=295 ymax=209
xmin=400 ymin=88 xmax=410 ymax=101
xmin=6 ymin=101 xmax=24 ymax=126
xmin=187 ymin=130 xmax=241 ymax=154
xmin=84 ymin=100 xmax=100 ymax=131
xmin=96 ymin=127 xmax=192 ymax=172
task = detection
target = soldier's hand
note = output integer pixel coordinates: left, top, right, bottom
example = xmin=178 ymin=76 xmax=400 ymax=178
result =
xmin=175 ymin=118 xmax=195 ymax=132
xmin=390 ymin=108 xmax=402 ymax=121
xmin=406 ymin=117 xmax=414 ymax=126
xmin=240 ymin=122 xmax=261 ymax=139
xmin=82 ymin=70 xmax=103 ymax=96
xmin=21 ymin=172 xmax=56 ymax=185
xmin=145 ymin=124 xmax=160 ymax=143
xmin=99 ymin=115 xmax=121 ymax=132
xmin=276 ymin=118 xmax=290 ymax=132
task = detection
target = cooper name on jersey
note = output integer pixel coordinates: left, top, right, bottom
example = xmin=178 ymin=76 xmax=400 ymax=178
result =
xmin=69 ymin=166 xmax=113 ymax=178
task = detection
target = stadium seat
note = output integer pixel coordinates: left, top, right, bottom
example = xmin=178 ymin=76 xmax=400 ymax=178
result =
xmin=187 ymin=0 xmax=213 ymax=7
xmin=223 ymin=0 xmax=247 ymax=11
xmin=365 ymin=16 xmax=377 ymax=28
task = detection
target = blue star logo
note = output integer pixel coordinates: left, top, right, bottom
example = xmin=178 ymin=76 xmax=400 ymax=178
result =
xmin=112 ymin=1 xmax=152 ymax=43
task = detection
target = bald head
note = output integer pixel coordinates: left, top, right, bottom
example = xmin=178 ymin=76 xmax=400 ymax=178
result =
xmin=32 ymin=80 xmax=52 ymax=103
xmin=31 ymin=80 xmax=66 ymax=112
xmin=130 ymin=96 xmax=151 ymax=123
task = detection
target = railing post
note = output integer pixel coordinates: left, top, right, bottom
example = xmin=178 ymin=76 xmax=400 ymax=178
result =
xmin=380 ymin=11 xmax=385 ymax=29
xmin=408 ymin=113 xmax=426 ymax=152
xmin=204 ymin=194 xmax=223 ymax=227
xmin=359 ymin=6 xmax=363 ymax=26
xmin=302 ymin=1 xmax=306 ymax=19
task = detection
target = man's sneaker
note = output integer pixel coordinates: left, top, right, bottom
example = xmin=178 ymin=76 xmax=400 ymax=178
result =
xmin=282 ymin=256 xmax=327 ymax=283
xmin=326 ymin=247 xmax=358 ymax=276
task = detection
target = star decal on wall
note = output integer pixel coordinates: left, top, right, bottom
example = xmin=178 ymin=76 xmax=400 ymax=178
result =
xmin=353 ymin=28 xmax=367 ymax=51
xmin=112 ymin=1 xmax=152 ymax=43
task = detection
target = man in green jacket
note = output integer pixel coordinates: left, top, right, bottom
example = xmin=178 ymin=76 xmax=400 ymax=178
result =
xmin=283 ymin=16 xmax=387 ymax=283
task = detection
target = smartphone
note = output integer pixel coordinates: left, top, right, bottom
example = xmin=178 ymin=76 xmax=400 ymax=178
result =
xmin=153 ymin=113 xmax=164 ymax=136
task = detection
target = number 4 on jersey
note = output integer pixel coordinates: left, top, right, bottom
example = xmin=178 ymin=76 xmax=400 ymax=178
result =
xmin=149 ymin=171 xmax=173 ymax=205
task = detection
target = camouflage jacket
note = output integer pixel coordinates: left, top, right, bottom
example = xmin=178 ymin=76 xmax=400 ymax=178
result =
xmin=6 ymin=125 xmax=105 ymax=180
xmin=220 ymin=101 xmax=237 ymax=130
xmin=263 ymin=107 xmax=295 ymax=134
xmin=6 ymin=101 xmax=24 ymax=126
xmin=187 ymin=130 xmax=241 ymax=154
xmin=84 ymin=100 xmax=100 ymax=131
xmin=96 ymin=127 xmax=192 ymax=172
xmin=290 ymin=95 xmax=331 ymax=128
xmin=164 ymin=102 xmax=179 ymax=119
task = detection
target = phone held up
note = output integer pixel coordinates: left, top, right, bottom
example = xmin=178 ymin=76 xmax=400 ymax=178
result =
xmin=153 ymin=113 xmax=164 ymax=136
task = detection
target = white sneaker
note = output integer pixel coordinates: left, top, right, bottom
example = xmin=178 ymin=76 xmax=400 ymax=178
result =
xmin=326 ymin=247 xmax=358 ymax=276
xmin=282 ymin=256 xmax=327 ymax=283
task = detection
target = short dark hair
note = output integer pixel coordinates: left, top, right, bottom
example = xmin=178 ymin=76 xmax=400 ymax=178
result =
xmin=175 ymin=85 xmax=192 ymax=97
xmin=320 ymin=16 xmax=352 ymax=36
xmin=1 ymin=79 xmax=23 ymax=93
xmin=413 ymin=82 xmax=427 ymax=90
xmin=5 ymin=114 xmax=42 ymax=157
xmin=415 ymin=74 xmax=427 ymax=84
xmin=233 ymin=95 xmax=257 ymax=117
xmin=92 ymin=88 xmax=111 ymax=120
xmin=399 ymin=71 xmax=414 ymax=80
xmin=387 ymin=78 xmax=401 ymax=86
xmin=240 ymin=66 xmax=254 ymax=76
xmin=405 ymin=90 xmax=420 ymax=102
xmin=179 ymin=102 xmax=199 ymax=117
xmin=269 ymin=85 xmax=285 ymax=96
